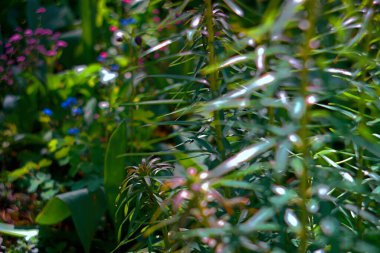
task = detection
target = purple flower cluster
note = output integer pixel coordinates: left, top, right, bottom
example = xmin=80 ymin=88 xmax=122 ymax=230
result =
xmin=0 ymin=28 xmax=68 ymax=85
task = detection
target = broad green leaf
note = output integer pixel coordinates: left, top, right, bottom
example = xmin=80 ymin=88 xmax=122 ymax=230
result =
xmin=104 ymin=121 xmax=127 ymax=220
xmin=36 ymin=188 xmax=106 ymax=253
xmin=35 ymin=198 xmax=70 ymax=224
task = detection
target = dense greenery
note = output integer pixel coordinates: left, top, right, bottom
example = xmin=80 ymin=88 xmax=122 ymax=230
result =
xmin=1 ymin=0 xmax=379 ymax=252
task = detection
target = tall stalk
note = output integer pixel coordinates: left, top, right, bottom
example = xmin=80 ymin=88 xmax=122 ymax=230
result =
xmin=298 ymin=1 xmax=317 ymax=252
xmin=356 ymin=1 xmax=373 ymax=237
xmin=205 ymin=0 xmax=225 ymax=159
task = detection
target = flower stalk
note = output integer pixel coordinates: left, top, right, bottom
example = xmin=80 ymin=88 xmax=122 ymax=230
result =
xmin=298 ymin=1 xmax=317 ymax=252
xmin=205 ymin=0 xmax=225 ymax=159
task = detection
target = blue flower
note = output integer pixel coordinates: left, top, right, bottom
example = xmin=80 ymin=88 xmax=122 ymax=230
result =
xmin=97 ymin=55 xmax=106 ymax=62
xmin=120 ymin=18 xmax=136 ymax=26
xmin=71 ymin=107 xmax=83 ymax=116
xmin=61 ymin=97 xmax=77 ymax=108
xmin=110 ymin=64 xmax=119 ymax=71
xmin=67 ymin=128 xmax=80 ymax=135
xmin=42 ymin=108 xmax=53 ymax=116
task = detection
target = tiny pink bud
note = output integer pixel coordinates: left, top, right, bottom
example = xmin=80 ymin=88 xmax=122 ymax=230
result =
xmin=36 ymin=7 xmax=46 ymax=14
xmin=187 ymin=167 xmax=197 ymax=176
xmin=24 ymin=29 xmax=33 ymax=36
xmin=17 ymin=56 xmax=26 ymax=62
xmin=46 ymin=50 xmax=57 ymax=56
xmin=57 ymin=40 xmax=68 ymax=47
xmin=153 ymin=16 xmax=161 ymax=23
xmin=109 ymin=25 xmax=118 ymax=32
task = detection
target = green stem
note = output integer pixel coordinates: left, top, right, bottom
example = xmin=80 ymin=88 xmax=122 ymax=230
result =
xmin=298 ymin=1 xmax=317 ymax=252
xmin=356 ymin=1 xmax=373 ymax=237
xmin=205 ymin=0 xmax=225 ymax=159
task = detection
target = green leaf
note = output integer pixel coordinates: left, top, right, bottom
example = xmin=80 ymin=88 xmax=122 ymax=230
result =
xmin=36 ymin=188 xmax=106 ymax=253
xmin=35 ymin=198 xmax=70 ymax=224
xmin=8 ymin=162 xmax=38 ymax=182
xmin=210 ymin=138 xmax=276 ymax=178
xmin=212 ymin=179 xmax=256 ymax=190
xmin=239 ymin=208 xmax=276 ymax=233
xmin=79 ymin=0 xmax=97 ymax=62
xmin=104 ymin=121 xmax=127 ymax=220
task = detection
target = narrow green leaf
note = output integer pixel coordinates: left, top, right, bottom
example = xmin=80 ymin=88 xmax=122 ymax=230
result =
xmin=210 ymin=139 xmax=276 ymax=178
xmin=239 ymin=208 xmax=275 ymax=233
xmin=0 ymin=223 xmax=38 ymax=240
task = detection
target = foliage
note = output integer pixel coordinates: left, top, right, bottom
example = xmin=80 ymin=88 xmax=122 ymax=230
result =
xmin=0 ymin=0 xmax=379 ymax=252
xmin=111 ymin=0 xmax=380 ymax=252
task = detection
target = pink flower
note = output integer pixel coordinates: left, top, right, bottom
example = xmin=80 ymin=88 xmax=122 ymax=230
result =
xmin=35 ymin=28 xmax=44 ymax=35
xmin=109 ymin=25 xmax=118 ymax=32
xmin=36 ymin=7 xmax=46 ymax=14
xmin=24 ymin=29 xmax=33 ymax=36
xmin=9 ymin=34 xmax=22 ymax=43
xmin=46 ymin=50 xmax=57 ymax=57
xmin=152 ymin=9 xmax=160 ymax=14
xmin=43 ymin=29 xmax=53 ymax=36
xmin=57 ymin=40 xmax=68 ymax=47
xmin=5 ymin=48 xmax=15 ymax=54
xmin=36 ymin=45 xmax=46 ymax=54
xmin=99 ymin=51 xmax=108 ymax=58
xmin=153 ymin=16 xmax=161 ymax=23
xmin=35 ymin=28 xmax=52 ymax=36
xmin=52 ymin=32 xmax=61 ymax=40
xmin=122 ymin=0 xmax=132 ymax=4
xmin=17 ymin=56 xmax=26 ymax=62
xmin=154 ymin=52 xmax=160 ymax=59
xmin=27 ymin=39 xmax=37 ymax=45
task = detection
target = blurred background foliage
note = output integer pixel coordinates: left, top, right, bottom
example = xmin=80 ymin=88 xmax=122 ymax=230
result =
xmin=0 ymin=0 xmax=380 ymax=252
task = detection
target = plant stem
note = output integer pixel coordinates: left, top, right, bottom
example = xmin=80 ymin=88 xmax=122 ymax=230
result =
xmin=298 ymin=1 xmax=317 ymax=252
xmin=356 ymin=1 xmax=373 ymax=237
xmin=205 ymin=0 xmax=225 ymax=159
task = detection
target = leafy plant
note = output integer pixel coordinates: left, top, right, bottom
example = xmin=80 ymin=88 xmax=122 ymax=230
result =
xmin=113 ymin=0 xmax=380 ymax=252
xmin=1 ymin=0 xmax=379 ymax=252
xmin=114 ymin=157 xmax=173 ymax=252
